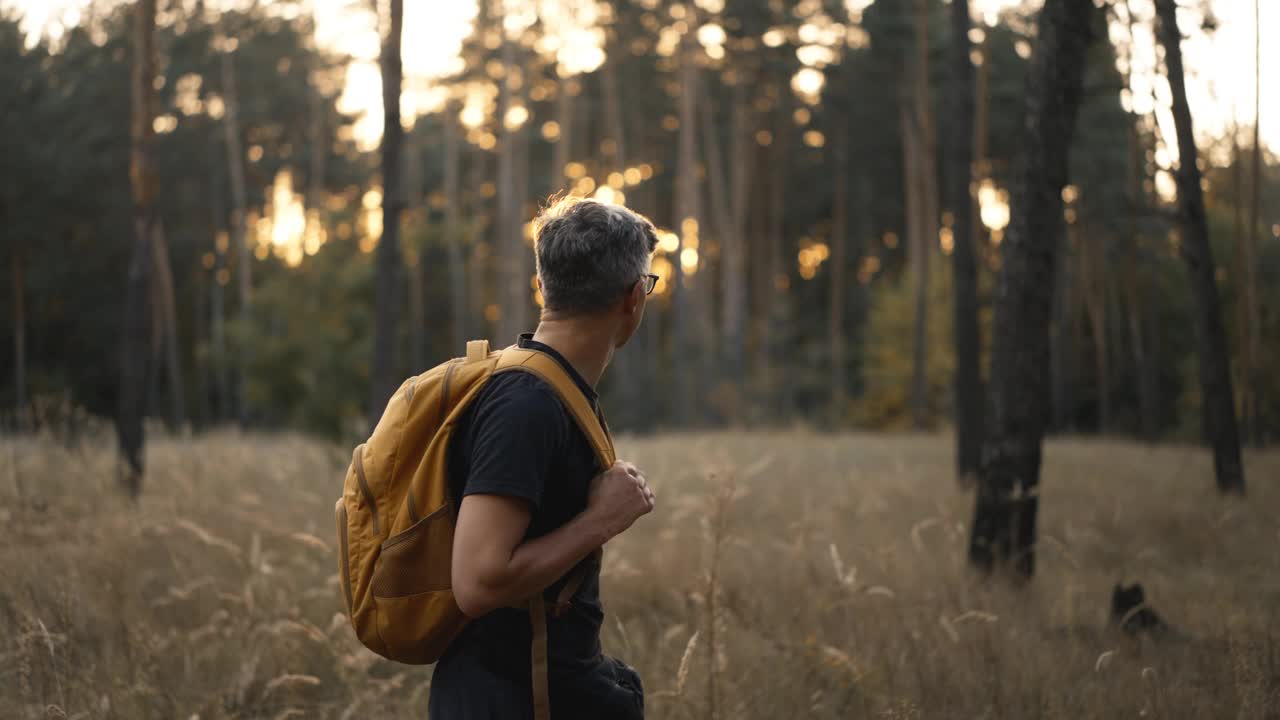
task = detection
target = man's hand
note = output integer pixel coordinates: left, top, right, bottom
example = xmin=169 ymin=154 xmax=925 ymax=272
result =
xmin=586 ymin=460 xmax=656 ymax=541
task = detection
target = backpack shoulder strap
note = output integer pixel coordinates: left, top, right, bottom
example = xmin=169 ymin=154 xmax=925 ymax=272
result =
xmin=493 ymin=347 xmax=616 ymax=470
xmin=493 ymin=345 xmax=612 ymax=720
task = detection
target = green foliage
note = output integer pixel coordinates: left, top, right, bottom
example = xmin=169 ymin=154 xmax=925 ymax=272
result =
xmin=231 ymin=241 xmax=373 ymax=440
xmin=854 ymin=265 xmax=983 ymax=430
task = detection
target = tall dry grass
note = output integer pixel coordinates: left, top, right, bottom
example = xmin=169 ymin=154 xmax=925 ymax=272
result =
xmin=1 ymin=429 xmax=1277 ymax=718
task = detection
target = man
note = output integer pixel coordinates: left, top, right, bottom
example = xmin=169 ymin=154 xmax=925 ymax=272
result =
xmin=429 ymin=197 xmax=660 ymax=719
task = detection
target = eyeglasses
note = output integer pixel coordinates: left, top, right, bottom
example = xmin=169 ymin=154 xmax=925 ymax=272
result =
xmin=641 ymin=274 xmax=659 ymax=295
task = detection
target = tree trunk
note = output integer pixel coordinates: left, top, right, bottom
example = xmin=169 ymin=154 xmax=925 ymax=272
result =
xmin=467 ymin=148 xmax=491 ymax=340
xmin=1125 ymin=121 xmax=1157 ymax=439
xmin=117 ymin=0 xmax=159 ymax=494
xmin=908 ymin=0 xmax=937 ymax=430
xmin=1154 ymin=0 xmax=1245 ymax=493
xmin=722 ymin=74 xmax=752 ymax=397
xmin=1050 ymin=221 xmax=1074 ymax=431
xmin=767 ymin=93 xmax=792 ymax=420
xmin=443 ymin=104 xmax=469 ymax=351
xmin=829 ymin=130 xmax=849 ymax=424
xmin=207 ymin=141 xmax=230 ymax=422
xmin=152 ymin=222 xmax=185 ymax=430
xmin=1245 ymin=0 xmax=1262 ymax=444
xmin=496 ymin=37 xmax=523 ymax=343
xmin=406 ymin=135 xmax=426 ymax=372
xmin=370 ymin=0 xmax=404 ymax=427
xmin=552 ymin=77 xmax=573 ymax=193
xmin=672 ymin=23 xmax=701 ymax=427
xmin=973 ymin=31 xmax=991 ymax=263
xmin=220 ymin=43 xmax=251 ymax=426
xmin=948 ymin=0 xmax=982 ymax=483
xmin=11 ymin=241 xmax=26 ymax=427
xmin=1079 ymin=222 xmax=1109 ymax=433
xmin=969 ymin=0 xmax=1093 ymax=580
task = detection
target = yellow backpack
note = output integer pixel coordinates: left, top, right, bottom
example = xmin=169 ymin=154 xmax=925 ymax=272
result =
xmin=334 ymin=339 xmax=614 ymax=718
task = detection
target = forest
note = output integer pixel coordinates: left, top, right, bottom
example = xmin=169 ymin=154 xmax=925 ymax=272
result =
xmin=2 ymin=0 xmax=1279 ymax=718
xmin=4 ymin=0 xmax=1275 ymax=446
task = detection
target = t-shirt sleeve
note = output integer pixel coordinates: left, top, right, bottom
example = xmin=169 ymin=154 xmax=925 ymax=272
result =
xmin=460 ymin=380 xmax=565 ymax=510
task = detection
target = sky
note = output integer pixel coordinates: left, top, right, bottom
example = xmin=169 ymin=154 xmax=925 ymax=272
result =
xmin=7 ymin=0 xmax=1277 ymax=158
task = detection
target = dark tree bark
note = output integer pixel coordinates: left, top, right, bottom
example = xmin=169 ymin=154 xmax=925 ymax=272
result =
xmin=766 ymin=92 xmax=792 ymax=420
xmin=495 ymin=36 xmax=526 ymax=343
xmin=724 ymin=75 xmax=752 ymax=397
xmin=117 ymin=0 xmax=159 ymax=494
xmin=219 ymin=41 xmax=251 ymax=426
xmin=443 ymin=103 xmax=469 ymax=351
xmin=1245 ymin=0 xmax=1262 ymax=444
xmin=11 ymin=240 xmax=25 ymax=426
xmin=1050 ymin=221 xmax=1075 ymax=431
xmin=948 ymin=0 xmax=982 ymax=483
xmin=969 ymin=0 xmax=1094 ymax=579
xmin=369 ymin=0 xmax=404 ymax=428
xmin=1079 ymin=221 xmax=1109 ymax=432
xmin=152 ymin=222 xmax=185 ymax=430
xmin=406 ymin=135 xmax=426 ymax=372
xmin=908 ymin=0 xmax=938 ymax=430
xmin=207 ymin=141 xmax=230 ymax=421
xmin=829 ymin=130 xmax=849 ymax=423
xmin=1154 ymin=0 xmax=1245 ymax=493
xmin=552 ymin=76 xmax=572 ymax=192
xmin=672 ymin=22 xmax=701 ymax=427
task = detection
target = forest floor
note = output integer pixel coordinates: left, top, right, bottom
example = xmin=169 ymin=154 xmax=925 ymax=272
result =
xmin=2 ymin=430 xmax=1278 ymax=719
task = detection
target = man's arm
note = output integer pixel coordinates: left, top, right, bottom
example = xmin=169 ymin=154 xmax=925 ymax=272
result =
xmin=451 ymin=460 xmax=654 ymax=618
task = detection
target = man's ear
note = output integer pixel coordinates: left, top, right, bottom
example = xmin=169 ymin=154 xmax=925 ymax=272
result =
xmin=623 ymin=279 xmax=644 ymax=314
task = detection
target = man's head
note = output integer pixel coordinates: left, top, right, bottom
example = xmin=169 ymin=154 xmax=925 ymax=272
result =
xmin=533 ymin=196 xmax=659 ymax=347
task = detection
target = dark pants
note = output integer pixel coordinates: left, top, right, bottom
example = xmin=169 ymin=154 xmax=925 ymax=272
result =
xmin=429 ymin=652 xmax=644 ymax=720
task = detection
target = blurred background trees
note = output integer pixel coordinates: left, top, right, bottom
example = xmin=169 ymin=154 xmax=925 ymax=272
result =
xmin=1 ymin=0 xmax=1276 ymax=456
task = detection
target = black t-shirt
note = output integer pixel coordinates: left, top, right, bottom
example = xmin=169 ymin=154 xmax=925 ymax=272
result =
xmin=441 ymin=334 xmax=607 ymax=678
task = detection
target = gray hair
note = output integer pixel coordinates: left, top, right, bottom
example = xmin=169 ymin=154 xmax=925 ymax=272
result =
xmin=533 ymin=196 xmax=658 ymax=316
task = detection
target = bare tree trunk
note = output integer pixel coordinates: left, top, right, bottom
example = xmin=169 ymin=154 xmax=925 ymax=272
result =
xmin=969 ymin=0 xmax=1093 ymax=580
xmin=908 ymin=0 xmax=937 ymax=430
xmin=117 ymin=0 xmax=159 ymax=494
xmin=496 ymin=37 xmax=523 ymax=343
xmin=443 ymin=104 xmax=469 ymax=350
xmin=1050 ymin=221 xmax=1074 ymax=431
xmin=552 ymin=77 xmax=573 ymax=193
xmin=767 ymin=95 xmax=791 ymax=420
xmin=602 ymin=43 xmax=641 ymax=425
xmin=467 ymin=150 xmax=491 ymax=340
xmin=152 ymin=222 xmax=185 ymax=430
xmin=1155 ymin=0 xmax=1245 ymax=493
xmin=406 ymin=135 xmax=426 ymax=371
xmin=724 ymin=76 xmax=752 ymax=395
xmin=973 ymin=31 xmax=991 ymax=263
xmin=208 ymin=181 xmax=229 ymax=421
xmin=672 ymin=23 xmax=701 ymax=427
xmin=829 ymin=130 xmax=849 ymax=424
xmin=1245 ymin=0 xmax=1262 ymax=444
xmin=514 ymin=106 xmax=531 ymax=331
xmin=307 ymin=53 xmax=327 ymax=218
xmin=220 ymin=43 xmax=251 ymax=426
xmin=1125 ymin=121 xmax=1157 ymax=439
xmin=949 ymin=0 xmax=982 ymax=482
xmin=11 ymin=241 xmax=25 ymax=426
xmin=370 ymin=0 xmax=404 ymax=427
xmin=1079 ymin=223 xmax=1109 ymax=433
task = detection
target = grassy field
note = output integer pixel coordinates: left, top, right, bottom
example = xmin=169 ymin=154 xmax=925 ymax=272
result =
xmin=2 ymin=430 xmax=1278 ymax=719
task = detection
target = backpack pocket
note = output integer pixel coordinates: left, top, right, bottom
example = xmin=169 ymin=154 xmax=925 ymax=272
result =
xmin=335 ymin=498 xmax=354 ymax=615
xmin=370 ymin=503 xmax=468 ymax=664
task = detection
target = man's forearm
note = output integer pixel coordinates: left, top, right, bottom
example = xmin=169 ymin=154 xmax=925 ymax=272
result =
xmin=471 ymin=510 xmax=609 ymax=614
